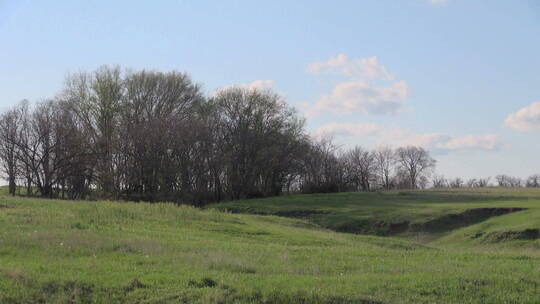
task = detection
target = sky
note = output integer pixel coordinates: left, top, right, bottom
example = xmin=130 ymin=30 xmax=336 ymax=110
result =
xmin=1 ymin=0 xmax=539 ymax=180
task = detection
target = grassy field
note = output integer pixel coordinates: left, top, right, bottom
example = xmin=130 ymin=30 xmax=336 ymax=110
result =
xmin=0 ymin=189 xmax=539 ymax=303
xmin=215 ymin=188 xmax=540 ymax=247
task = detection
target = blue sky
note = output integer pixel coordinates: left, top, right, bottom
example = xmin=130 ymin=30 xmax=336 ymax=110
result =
xmin=1 ymin=0 xmax=539 ymax=180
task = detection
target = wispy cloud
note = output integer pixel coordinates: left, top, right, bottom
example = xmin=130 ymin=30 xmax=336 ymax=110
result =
xmin=313 ymin=122 xmax=383 ymax=138
xmin=398 ymin=133 xmax=501 ymax=152
xmin=314 ymin=122 xmax=501 ymax=153
xmin=307 ymin=54 xmax=394 ymax=81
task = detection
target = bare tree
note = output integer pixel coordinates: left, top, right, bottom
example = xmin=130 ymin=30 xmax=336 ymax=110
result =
xmin=495 ymin=175 xmax=522 ymax=188
xmin=0 ymin=106 xmax=24 ymax=195
xmin=466 ymin=178 xmax=478 ymax=188
xmin=345 ymin=146 xmax=376 ymax=191
xmin=63 ymin=66 xmax=124 ymax=197
xmin=477 ymin=177 xmax=491 ymax=187
xmin=449 ymin=177 xmax=464 ymax=188
xmin=432 ymin=175 xmax=448 ymax=188
xmin=121 ymin=70 xmax=204 ymax=202
xmin=0 ymin=66 xmax=459 ymax=203
xmin=374 ymin=146 xmax=395 ymax=190
xmin=527 ymin=175 xmax=540 ymax=187
xmin=418 ymin=175 xmax=429 ymax=189
xmin=395 ymin=146 xmax=436 ymax=189
xmin=300 ymin=136 xmax=345 ymax=193
xmin=211 ymin=87 xmax=307 ymax=199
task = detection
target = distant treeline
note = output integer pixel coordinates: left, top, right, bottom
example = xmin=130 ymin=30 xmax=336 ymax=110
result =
xmin=0 ymin=66 xmax=443 ymax=204
xmin=432 ymin=174 xmax=540 ymax=189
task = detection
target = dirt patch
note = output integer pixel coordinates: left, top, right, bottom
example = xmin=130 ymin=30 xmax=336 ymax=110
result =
xmin=228 ymin=206 xmax=527 ymax=237
xmin=410 ymin=208 xmax=526 ymax=233
xmin=273 ymin=209 xmax=329 ymax=218
xmin=334 ymin=220 xmax=412 ymax=236
xmin=345 ymin=208 xmax=527 ymax=236
xmin=388 ymin=221 xmax=410 ymax=234
xmin=227 ymin=208 xmax=329 ymax=218
xmin=486 ymin=229 xmax=540 ymax=242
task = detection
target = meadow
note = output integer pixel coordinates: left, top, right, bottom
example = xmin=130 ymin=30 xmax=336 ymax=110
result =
xmin=215 ymin=188 xmax=540 ymax=247
xmin=0 ymin=188 xmax=539 ymax=303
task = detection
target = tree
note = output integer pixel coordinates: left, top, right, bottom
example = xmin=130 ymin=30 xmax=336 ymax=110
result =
xmin=466 ymin=178 xmax=478 ymax=188
xmin=120 ymin=70 xmax=204 ymax=202
xmin=527 ymin=175 xmax=540 ymax=188
xmin=495 ymin=175 xmax=522 ymax=188
xmin=63 ymin=66 xmax=124 ymax=197
xmin=0 ymin=66 xmax=462 ymax=203
xmin=346 ymin=146 xmax=376 ymax=191
xmin=395 ymin=146 xmax=436 ymax=189
xmin=477 ymin=177 xmax=490 ymax=187
xmin=449 ymin=177 xmax=464 ymax=188
xmin=211 ymin=87 xmax=307 ymax=199
xmin=432 ymin=175 xmax=447 ymax=188
xmin=374 ymin=147 xmax=395 ymax=190
xmin=299 ymin=136 xmax=345 ymax=193
xmin=0 ymin=106 xmax=23 ymax=195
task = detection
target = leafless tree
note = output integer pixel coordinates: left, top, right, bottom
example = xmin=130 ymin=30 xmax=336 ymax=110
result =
xmin=395 ymin=146 xmax=436 ymax=189
xmin=527 ymin=175 xmax=540 ymax=187
xmin=345 ymin=146 xmax=376 ymax=191
xmin=374 ymin=146 xmax=395 ymax=190
xmin=466 ymin=178 xmax=478 ymax=188
xmin=432 ymin=175 xmax=448 ymax=188
xmin=477 ymin=177 xmax=491 ymax=187
xmin=300 ymin=136 xmax=346 ymax=193
xmin=0 ymin=106 xmax=24 ymax=195
xmin=0 ymin=66 xmax=453 ymax=203
xmin=63 ymin=66 xmax=124 ymax=197
xmin=211 ymin=87 xmax=307 ymax=199
xmin=495 ymin=175 xmax=522 ymax=188
xmin=449 ymin=177 xmax=464 ymax=188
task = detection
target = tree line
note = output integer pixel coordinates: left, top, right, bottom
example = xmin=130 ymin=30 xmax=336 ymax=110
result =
xmin=0 ymin=66 xmax=441 ymax=204
xmin=432 ymin=174 xmax=540 ymax=189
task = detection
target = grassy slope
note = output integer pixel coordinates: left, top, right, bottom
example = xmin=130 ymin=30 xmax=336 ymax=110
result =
xmin=215 ymin=188 xmax=540 ymax=248
xmin=0 ymin=190 xmax=538 ymax=303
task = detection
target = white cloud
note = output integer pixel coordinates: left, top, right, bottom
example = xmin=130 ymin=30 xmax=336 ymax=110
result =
xmin=504 ymin=101 xmax=540 ymax=132
xmin=314 ymin=122 xmax=501 ymax=152
xmin=307 ymin=80 xmax=409 ymax=117
xmin=312 ymin=122 xmax=382 ymax=138
xmin=394 ymin=133 xmax=451 ymax=149
xmin=304 ymin=54 xmax=408 ymax=118
xmin=243 ymin=80 xmax=274 ymax=90
xmin=442 ymin=134 xmax=500 ymax=151
xmin=217 ymin=80 xmax=274 ymax=92
xmin=399 ymin=133 xmax=501 ymax=152
xmin=307 ymin=54 xmax=394 ymax=81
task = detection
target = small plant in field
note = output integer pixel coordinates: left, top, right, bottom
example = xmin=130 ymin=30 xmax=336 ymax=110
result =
xmin=125 ymin=278 xmax=147 ymax=292
xmin=188 ymin=277 xmax=218 ymax=288
xmin=70 ymin=222 xmax=88 ymax=230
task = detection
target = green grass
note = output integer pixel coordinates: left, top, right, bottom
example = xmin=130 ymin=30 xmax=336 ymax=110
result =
xmin=0 ymin=189 xmax=540 ymax=303
xmin=214 ymin=188 xmax=540 ymax=246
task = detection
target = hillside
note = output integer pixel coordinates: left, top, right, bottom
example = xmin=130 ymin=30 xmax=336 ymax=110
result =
xmin=215 ymin=188 xmax=540 ymax=248
xmin=0 ymin=190 xmax=539 ymax=303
